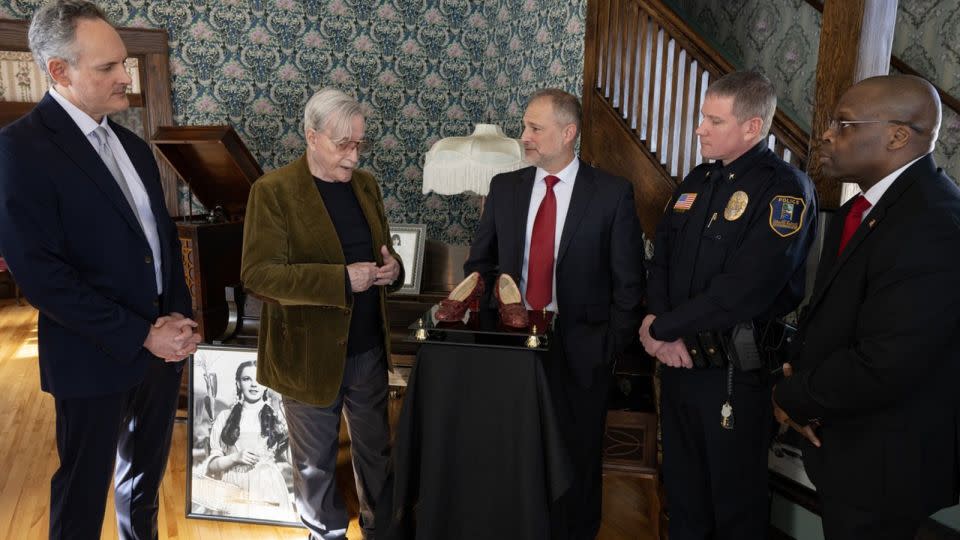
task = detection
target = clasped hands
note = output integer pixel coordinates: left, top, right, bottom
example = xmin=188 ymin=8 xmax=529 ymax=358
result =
xmin=347 ymin=245 xmax=400 ymax=292
xmin=144 ymin=312 xmax=202 ymax=362
xmin=773 ymin=363 xmax=821 ymax=448
xmin=639 ymin=314 xmax=693 ymax=368
xmin=640 ymin=315 xmax=821 ymax=447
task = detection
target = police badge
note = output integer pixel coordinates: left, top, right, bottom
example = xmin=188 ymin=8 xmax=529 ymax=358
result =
xmin=724 ymin=191 xmax=749 ymax=221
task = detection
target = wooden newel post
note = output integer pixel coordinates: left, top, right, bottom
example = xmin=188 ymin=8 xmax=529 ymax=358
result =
xmin=808 ymin=0 xmax=898 ymax=208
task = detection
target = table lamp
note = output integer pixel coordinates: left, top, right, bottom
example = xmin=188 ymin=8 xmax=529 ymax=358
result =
xmin=422 ymin=124 xmax=528 ymax=196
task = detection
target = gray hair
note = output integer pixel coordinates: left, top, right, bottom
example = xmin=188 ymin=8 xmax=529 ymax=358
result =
xmin=303 ymin=87 xmax=365 ymax=141
xmin=28 ymin=0 xmax=110 ymax=77
xmin=528 ymin=88 xmax=582 ymax=136
xmin=706 ymin=71 xmax=777 ymax=138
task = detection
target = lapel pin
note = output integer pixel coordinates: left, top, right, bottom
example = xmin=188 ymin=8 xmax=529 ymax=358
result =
xmin=868 ymin=219 xmax=876 ymax=228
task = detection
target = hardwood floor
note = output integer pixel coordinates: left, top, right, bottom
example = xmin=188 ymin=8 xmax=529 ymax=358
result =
xmin=0 ymin=301 xmax=653 ymax=539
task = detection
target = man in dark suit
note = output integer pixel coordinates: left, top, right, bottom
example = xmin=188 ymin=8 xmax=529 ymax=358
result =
xmin=774 ymin=75 xmax=960 ymax=540
xmin=464 ymin=88 xmax=645 ymax=539
xmin=0 ymin=2 xmax=200 ymax=538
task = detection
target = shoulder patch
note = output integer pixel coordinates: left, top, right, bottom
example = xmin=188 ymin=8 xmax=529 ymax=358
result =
xmin=673 ymin=193 xmax=697 ymax=212
xmin=769 ymin=195 xmax=806 ymax=237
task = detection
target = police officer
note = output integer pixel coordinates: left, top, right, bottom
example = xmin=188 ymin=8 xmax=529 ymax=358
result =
xmin=640 ymin=71 xmax=817 ymax=540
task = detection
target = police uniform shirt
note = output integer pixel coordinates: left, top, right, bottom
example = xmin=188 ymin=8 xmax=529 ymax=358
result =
xmin=647 ymin=140 xmax=818 ymax=342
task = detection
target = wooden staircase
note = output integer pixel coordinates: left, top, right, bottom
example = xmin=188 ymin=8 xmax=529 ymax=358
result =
xmin=581 ymin=0 xmax=810 ymax=237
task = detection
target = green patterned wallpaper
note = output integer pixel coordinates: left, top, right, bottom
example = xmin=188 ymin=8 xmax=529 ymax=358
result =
xmin=0 ymin=0 xmax=586 ymax=245
xmin=664 ymin=0 xmax=960 ymax=180
xmin=663 ymin=0 xmax=820 ymax=131
xmin=893 ymin=0 xmax=960 ymax=182
xmin=10 ymin=0 xmax=958 ymax=241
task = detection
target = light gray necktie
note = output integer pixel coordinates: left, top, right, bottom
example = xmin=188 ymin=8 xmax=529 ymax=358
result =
xmin=92 ymin=126 xmax=139 ymax=217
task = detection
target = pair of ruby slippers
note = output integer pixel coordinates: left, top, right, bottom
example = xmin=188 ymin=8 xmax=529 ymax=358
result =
xmin=435 ymin=272 xmax=530 ymax=328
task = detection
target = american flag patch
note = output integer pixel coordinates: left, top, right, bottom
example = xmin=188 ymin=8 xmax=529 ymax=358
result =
xmin=673 ymin=193 xmax=697 ymax=212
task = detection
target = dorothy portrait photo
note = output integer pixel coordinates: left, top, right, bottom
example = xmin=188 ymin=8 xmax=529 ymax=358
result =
xmin=188 ymin=346 xmax=299 ymax=526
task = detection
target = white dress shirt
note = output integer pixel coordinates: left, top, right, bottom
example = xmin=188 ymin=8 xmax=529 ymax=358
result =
xmin=857 ymin=154 xmax=926 ymax=223
xmin=520 ymin=157 xmax=579 ymax=312
xmin=49 ymin=88 xmax=163 ymax=293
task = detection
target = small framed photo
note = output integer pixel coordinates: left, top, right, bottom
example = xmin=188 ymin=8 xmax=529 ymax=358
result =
xmin=389 ymin=223 xmax=427 ymax=295
xmin=187 ymin=345 xmax=301 ymax=527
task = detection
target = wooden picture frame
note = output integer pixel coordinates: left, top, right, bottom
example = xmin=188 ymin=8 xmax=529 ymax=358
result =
xmin=389 ymin=223 xmax=427 ymax=295
xmin=187 ymin=344 xmax=302 ymax=528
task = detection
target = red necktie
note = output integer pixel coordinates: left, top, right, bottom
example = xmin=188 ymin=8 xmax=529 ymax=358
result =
xmin=526 ymin=175 xmax=559 ymax=310
xmin=837 ymin=195 xmax=872 ymax=255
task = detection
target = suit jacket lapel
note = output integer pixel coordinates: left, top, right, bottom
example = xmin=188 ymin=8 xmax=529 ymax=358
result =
xmin=292 ymin=156 xmax=343 ymax=263
xmin=111 ymin=120 xmax=169 ymax=239
xmin=557 ymin=162 xmax=596 ymax=265
xmin=807 ymin=202 xmax=845 ymax=304
xmin=111 ymin=120 xmax=163 ymax=211
xmin=109 ymin=120 xmax=174 ymax=281
xmin=37 ymin=95 xmax=147 ymax=241
xmin=512 ymin=167 xmax=536 ymax=275
xmin=806 ymin=155 xmax=931 ymax=315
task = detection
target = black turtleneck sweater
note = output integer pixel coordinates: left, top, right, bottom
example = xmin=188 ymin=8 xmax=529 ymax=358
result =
xmin=314 ymin=177 xmax=382 ymax=356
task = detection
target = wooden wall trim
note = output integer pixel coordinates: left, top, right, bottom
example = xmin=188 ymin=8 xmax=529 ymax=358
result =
xmin=802 ymin=0 xmax=960 ymax=116
xmin=582 ymin=85 xmax=676 ymax=238
xmin=808 ymin=0 xmax=897 ymax=207
xmin=583 ymin=0 xmax=812 ymax=235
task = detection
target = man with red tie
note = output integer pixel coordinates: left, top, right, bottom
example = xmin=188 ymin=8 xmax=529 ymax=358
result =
xmin=464 ymin=88 xmax=645 ymax=539
xmin=774 ymin=75 xmax=960 ymax=540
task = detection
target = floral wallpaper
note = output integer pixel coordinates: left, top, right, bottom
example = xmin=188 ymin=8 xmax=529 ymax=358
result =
xmin=663 ymin=0 xmax=820 ymax=132
xmin=664 ymin=0 xmax=960 ymax=182
xmin=0 ymin=0 xmax=586 ymax=245
xmin=893 ymin=0 xmax=960 ymax=184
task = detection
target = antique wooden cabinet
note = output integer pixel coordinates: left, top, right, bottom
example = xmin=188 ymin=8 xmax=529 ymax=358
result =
xmin=152 ymin=126 xmax=262 ymax=342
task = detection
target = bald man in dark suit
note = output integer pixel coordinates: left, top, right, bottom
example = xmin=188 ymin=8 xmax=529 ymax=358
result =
xmin=774 ymin=75 xmax=960 ymax=540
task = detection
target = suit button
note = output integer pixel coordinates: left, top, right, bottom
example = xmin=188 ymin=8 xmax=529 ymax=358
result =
xmin=690 ymin=348 xmax=698 ymax=355
xmin=145 ymin=255 xmax=152 ymax=264
xmin=344 ymin=308 xmax=351 ymax=315
xmin=708 ymin=348 xmax=716 ymax=355
xmin=337 ymin=339 xmax=347 ymax=346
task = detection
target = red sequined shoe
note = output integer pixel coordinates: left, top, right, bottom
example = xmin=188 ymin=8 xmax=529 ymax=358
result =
xmin=436 ymin=271 xmax=484 ymax=322
xmin=494 ymin=273 xmax=530 ymax=329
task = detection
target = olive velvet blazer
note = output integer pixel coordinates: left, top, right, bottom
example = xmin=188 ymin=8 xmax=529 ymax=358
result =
xmin=241 ymin=155 xmax=404 ymax=407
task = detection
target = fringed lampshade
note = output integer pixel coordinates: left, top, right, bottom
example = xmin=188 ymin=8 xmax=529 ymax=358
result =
xmin=422 ymin=124 xmax=528 ymax=196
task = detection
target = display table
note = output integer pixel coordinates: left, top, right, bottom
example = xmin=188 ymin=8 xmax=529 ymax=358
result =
xmin=378 ymin=308 xmax=572 ymax=540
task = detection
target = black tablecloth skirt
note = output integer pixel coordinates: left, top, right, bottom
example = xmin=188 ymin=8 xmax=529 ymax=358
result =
xmin=377 ymin=343 xmax=572 ymax=540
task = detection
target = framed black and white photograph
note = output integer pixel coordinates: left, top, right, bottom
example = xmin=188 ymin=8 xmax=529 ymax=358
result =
xmin=388 ymin=223 xmax=427 ymax=294
xmin=187 ymin=345 xmax=301 ymax=527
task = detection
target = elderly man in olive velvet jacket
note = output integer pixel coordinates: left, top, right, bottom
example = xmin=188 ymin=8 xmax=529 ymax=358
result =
xmin=241 ymin=88 xmax=403 ymax=540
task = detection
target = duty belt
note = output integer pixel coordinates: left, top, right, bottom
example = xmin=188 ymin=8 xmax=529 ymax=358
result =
xmin=683 ymin=320 xmax=795 ymax=372
xmin=684 ymin=329 xmax=733 ymax=370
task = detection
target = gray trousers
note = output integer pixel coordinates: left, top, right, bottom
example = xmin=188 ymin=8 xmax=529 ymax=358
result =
xmin=282 ymin=346 xmax=390 ymax=540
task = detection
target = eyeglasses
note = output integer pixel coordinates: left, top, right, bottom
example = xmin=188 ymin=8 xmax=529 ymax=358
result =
xmin=828 ymin=118 xmax=924 ymax=133
xmin=332 ymin=138 xmax=371 ymax=155
xmin=311 ymin=129 xmax=371 ymax=155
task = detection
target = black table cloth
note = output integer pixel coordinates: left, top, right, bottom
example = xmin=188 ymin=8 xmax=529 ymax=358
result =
xmin=378 ymin=342 xmax=572 ymax=540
